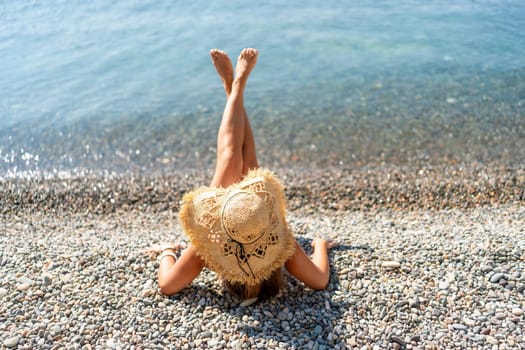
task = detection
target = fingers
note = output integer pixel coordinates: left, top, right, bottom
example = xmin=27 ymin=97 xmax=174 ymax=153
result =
xmin=144 ymin=242 xmax=184 ymax=255
xmin=326 ymin=240 xmax=338 ymax=249
xmin=311 ymin=237 xmax=338 ymax=250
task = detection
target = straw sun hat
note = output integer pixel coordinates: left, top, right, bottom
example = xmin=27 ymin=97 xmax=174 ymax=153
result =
xmin=179 ymin=168 xmax=296 ymax=286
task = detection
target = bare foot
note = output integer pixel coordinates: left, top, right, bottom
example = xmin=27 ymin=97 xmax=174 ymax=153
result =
xmin=210 ymin=49 xmax=234 ymax=95
xmin=234 ymin=48 xmax=258 ymax=85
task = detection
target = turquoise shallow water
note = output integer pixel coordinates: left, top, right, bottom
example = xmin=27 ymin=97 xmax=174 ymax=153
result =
xmin=1 ymin=1 xmax=524 ymax=177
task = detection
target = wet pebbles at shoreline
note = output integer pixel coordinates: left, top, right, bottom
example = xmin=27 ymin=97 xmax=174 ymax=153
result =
xmin=1 ymin=163 xmax=523 ymax=215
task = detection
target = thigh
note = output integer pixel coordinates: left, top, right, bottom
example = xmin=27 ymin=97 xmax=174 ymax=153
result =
xmin=210 ymin=151 xmax=244 ymax=188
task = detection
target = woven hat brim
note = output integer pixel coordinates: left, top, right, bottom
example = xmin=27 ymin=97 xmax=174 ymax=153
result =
xmin=179 ymin=168 xmax=296 ymax=286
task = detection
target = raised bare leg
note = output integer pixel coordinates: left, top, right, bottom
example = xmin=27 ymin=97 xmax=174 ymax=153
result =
xmin=242 ymin=114 xmax=258 ymax=173
xmin=210 ymin=49 xmax=259 ymax=178
xmin=210 ymin=48 xmax=258 ymax=188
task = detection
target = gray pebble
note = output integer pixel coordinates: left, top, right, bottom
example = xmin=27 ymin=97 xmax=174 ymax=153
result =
xmin=485 ymin=335 xmax=498 ymax=345
xmin=51 ymin=325 xmax=62 ymax=335
xmin=16 ymin=276 xmax=34 ymax=285
xmin=17 ymin=283 xmax=30 ymax=291
xmin=201 ymin=331 xmax=213 ymax=339
xmin=3 ymin=336 xmax=19 ymax=348
xmin=438 ymin=281 xmax=449 ymax=290
xmin=207 ymin=339 xmax=219 ymax=347
xmin=495 ymin=312 xmax=506 ymax=320
xmin=239 ymin=297 xmax=258 ymax=307
xmin=462 ymin=317 xmax=476 ymax=327
xmin=489 ymin=273 xmax=506 ymax=283
xmin=452 ymin=323 xmax=467 ymax=331
xmin=511 ymin=307 xmax=523 ymax=316
xmin=263 ymin=311 xmax=273 ymax=318
xmin=507 ymin=321 xmax=517 ymax=331
xmin=382 ymin=261 xmax=401 ymax=269
xmin=42 ymin=274 xmax=52 ymax=286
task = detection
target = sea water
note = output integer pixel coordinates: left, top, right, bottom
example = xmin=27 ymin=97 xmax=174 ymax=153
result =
xmin=1 ymin=0 xmax=524 ymax=178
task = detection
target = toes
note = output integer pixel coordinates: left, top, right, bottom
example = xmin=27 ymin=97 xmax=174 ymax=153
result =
xmin=210 ymin=49 xmax=231 ymax=62
xmin=239 ymin=48 xmax=258 ymax=61
xmin=239 ymin=48 xmax=247 ymax=59
xmin=249 ymin=48 xmax=258 ymax=60
xmin=221 ymin=50 xmax=231 ymax=60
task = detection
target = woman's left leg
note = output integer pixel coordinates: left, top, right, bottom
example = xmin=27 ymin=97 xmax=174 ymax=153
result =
xmin=210 ymin=48 xmax=258 ymax=188
xmin=242 ymin=111 xmax=258 ymax=174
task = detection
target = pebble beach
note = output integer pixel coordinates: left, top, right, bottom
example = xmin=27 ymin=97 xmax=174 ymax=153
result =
xmin=1 ymin=165 xmax=524 ymax=349
xmin=2 ymin=0 xmax=525 ymax=348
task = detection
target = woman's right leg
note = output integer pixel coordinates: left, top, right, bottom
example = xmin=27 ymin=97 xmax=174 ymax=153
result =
xmin=210 ymin=49 xmax=258 ymax=174
xmin=210 ymin=48 xmax=258 ymax=188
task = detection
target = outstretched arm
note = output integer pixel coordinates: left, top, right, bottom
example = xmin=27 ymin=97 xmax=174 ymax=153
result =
xmin=285 ymin=238 xmax=335 ymax=290
xmin=157 ymin=245 xmax=204 ymax=295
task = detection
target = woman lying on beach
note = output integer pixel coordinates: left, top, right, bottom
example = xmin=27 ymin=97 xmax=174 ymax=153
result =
xmin=152 ymin=48 xmax=336 ymax=303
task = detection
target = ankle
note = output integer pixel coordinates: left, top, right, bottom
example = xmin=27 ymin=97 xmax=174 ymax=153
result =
xmin=232 ymin=78 xmax=247 ymax=90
